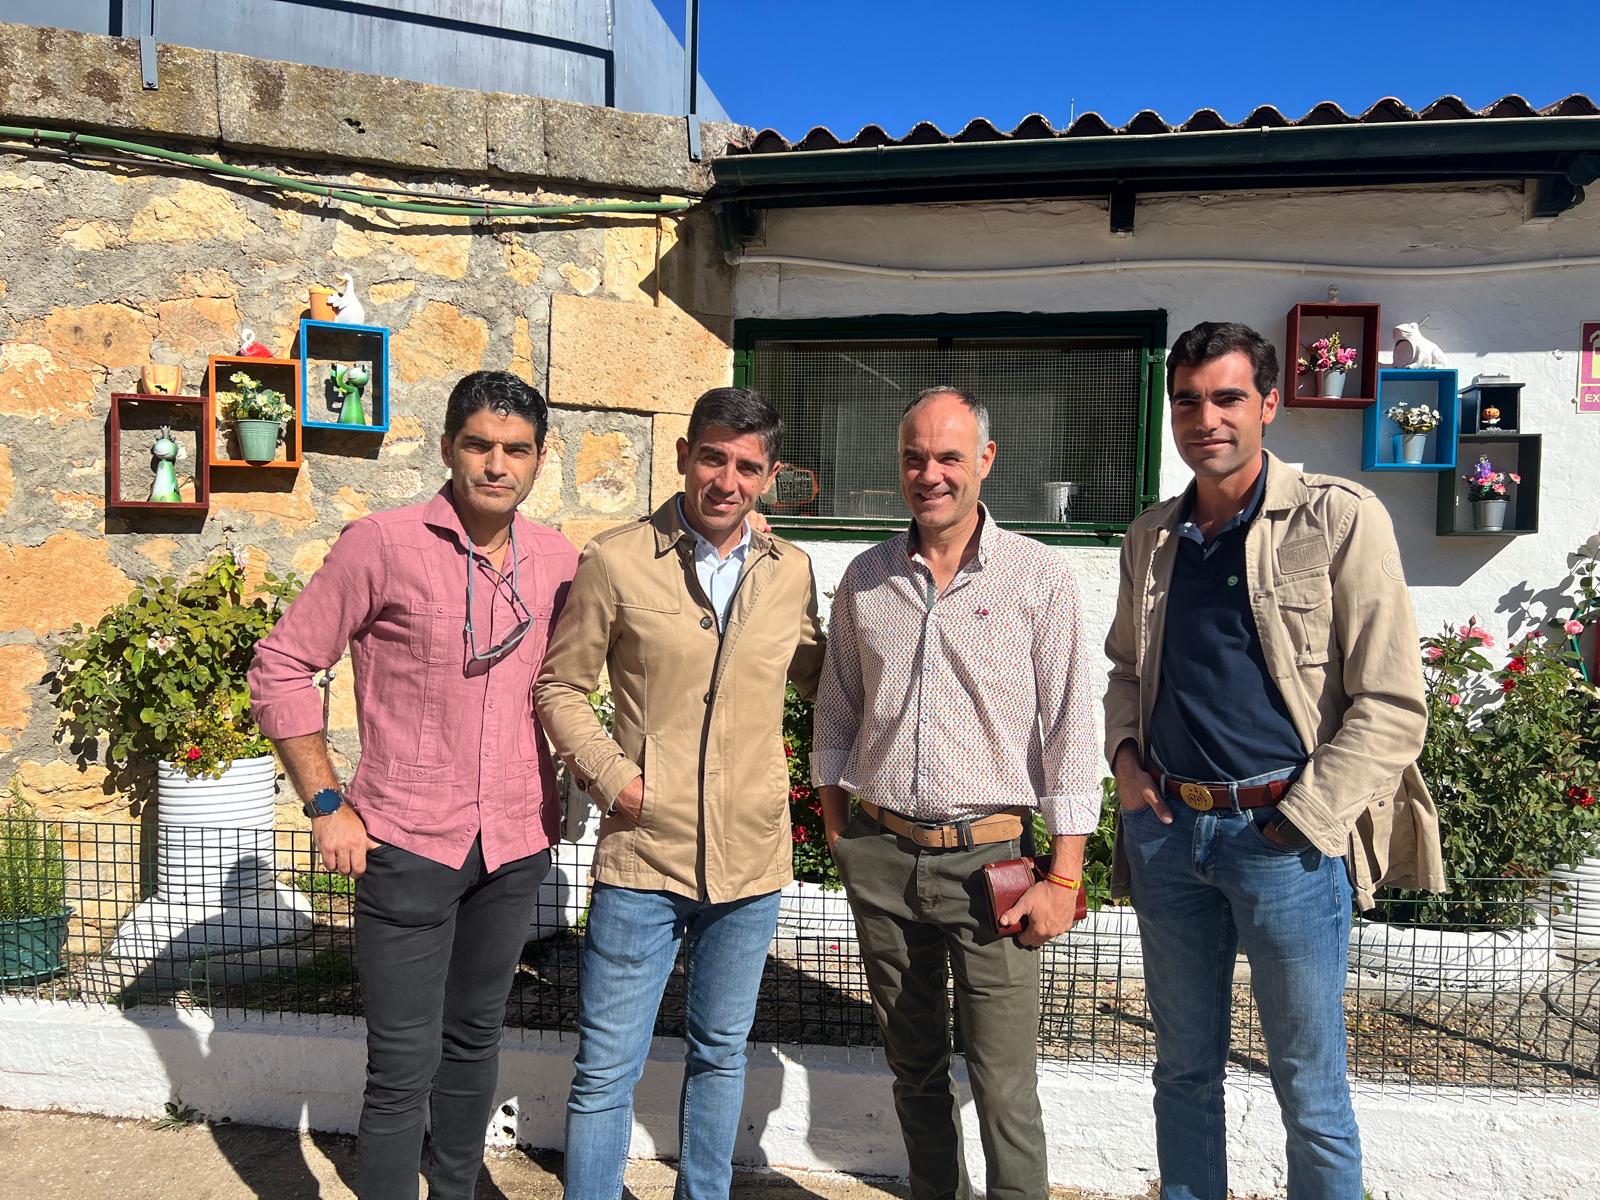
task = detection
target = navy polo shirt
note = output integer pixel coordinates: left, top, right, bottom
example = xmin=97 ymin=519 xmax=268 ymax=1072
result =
xmin=1147 ymin=456 xmax=1307 ymax=783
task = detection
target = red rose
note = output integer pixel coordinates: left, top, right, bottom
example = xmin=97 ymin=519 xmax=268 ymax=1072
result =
xmin=185 ymin=746 xmax=202 ymax=761
xmin=791 ymin=825 xmax=811 ymax=844
xmin=1507 ymin=657 xmax=1528 ymax=674
xmin=1500 ymin=679 xmax=1516 ymax=693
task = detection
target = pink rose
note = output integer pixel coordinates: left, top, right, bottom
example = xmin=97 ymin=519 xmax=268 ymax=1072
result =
xmin=1424 ymin=646 xmax=1443 ymax=661
xmin=1448 ymin=694 xmax=1462 ymax=706
xmin=1566 ymin=620 xmax=1586 ymax=636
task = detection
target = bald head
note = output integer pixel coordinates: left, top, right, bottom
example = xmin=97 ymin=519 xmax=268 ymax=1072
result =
xmin=900 ymin=386 xmax=990 ymax=456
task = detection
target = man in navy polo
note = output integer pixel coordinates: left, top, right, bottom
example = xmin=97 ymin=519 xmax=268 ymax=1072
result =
xmin=1104 ymin=321 xmax=1442 ymax=1199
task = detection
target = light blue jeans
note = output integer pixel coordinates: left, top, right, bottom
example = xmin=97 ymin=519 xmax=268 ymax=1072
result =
xmin=1122 ymin=787 xmax=1360 ymax=1200
xmin=563 ymin=884 xmax=782 ymax=1200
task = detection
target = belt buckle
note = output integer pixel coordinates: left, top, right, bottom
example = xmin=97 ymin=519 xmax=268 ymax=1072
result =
xmin=1179 ymin=782 xmax=1214 ymax=812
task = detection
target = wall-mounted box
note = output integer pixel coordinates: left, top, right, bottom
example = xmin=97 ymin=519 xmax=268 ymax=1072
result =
xmin=1362 ymin=369 xmax=1460 ymax=472
xmin=108 ymin=393 xmax=210 ymax=512
xmin=1459 ymin=377 xmax=1523 ymax=435
xmin=1284 ymin=301 xmax=1381 ymax=409
xmin=206 ymin=356 xmax=301 ymax=469
xmin=1436 ymin=433 xmax=1541 ymax=536
xmin=296 ymin=319 xmax=391 ymax=434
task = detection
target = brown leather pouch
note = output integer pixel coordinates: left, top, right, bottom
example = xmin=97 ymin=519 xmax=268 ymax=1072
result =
xmin=981 ymin=854 xmax=1088 ymax=936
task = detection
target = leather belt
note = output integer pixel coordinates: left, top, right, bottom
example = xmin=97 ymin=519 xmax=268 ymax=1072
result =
xmin=1157 ymin=774 xmax=1292 ymax=812
xmin=858 ymin=800 xmax=1026 ymax=850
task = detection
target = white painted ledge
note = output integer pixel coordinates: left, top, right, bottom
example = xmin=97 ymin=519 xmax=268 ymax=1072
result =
xmin=1 ymin=998 xmax=1595 ymax=1198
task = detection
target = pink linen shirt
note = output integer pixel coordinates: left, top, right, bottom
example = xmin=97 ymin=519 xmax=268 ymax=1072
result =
xmin=249 ymin=485 xmax=579 ymax=871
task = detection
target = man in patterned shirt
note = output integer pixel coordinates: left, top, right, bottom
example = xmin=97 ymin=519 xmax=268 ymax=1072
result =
xmin=813 ymin=386 xmax=1102 ymax=1200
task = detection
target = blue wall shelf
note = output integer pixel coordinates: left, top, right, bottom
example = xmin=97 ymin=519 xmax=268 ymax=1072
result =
xmin=296 ymin=319 xmax=390 ymax=434
xmin=1361 ymin=369 xmax=1459 ymax=472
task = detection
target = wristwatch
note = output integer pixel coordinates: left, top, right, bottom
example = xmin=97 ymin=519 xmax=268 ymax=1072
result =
xmin=303 ymin=787 xmax=345 ymax=820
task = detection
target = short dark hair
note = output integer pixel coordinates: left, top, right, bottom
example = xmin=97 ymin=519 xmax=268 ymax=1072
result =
xmin=443 ymin=371 xmax=549 ymax=448
xmin=900 ymin=385 xmax=991 ymax=447
xmin=1166 ymin=322 xmax=1279 ymax=400
xmin=686 ymin=387 xmax=782 ymax=465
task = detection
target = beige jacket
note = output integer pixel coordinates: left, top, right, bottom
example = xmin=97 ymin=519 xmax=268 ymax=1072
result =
xmin=535 ymin=499 xmax=826 ymax=902
xmin=1104 ymin=451 xmax=1446 ymax=910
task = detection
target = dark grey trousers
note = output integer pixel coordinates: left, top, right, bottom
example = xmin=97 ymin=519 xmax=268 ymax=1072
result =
xmin=353 ymin=838 xmax=550 ymax=1200
xmin=833 ymin=810 xmax=1048 ymax=1200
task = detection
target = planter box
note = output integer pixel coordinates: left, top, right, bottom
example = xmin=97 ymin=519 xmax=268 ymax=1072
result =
xmin=1362 ymin=369 xmax=1460 ymax=472
xmin=296 ymin=319 xmax=391 ymax=434
xmin=205 ymin=356 xmax=302 ymax=470
xmin=0 ymin=909 xmax=71 ymax=984
xmin=1284 ymin=301 xmax=1380 ymax=409
xmin=107 ymin=393 xmax=210 ymax=512
xmin=1348 ymin=917 xmax=1554 ymax=992
xmin=1435 ymin=433 xmax=1541 ymax=536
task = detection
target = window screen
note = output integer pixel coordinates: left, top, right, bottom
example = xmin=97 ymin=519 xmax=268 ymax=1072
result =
xmin=745 ymin=326 xmax=1157 ymax=536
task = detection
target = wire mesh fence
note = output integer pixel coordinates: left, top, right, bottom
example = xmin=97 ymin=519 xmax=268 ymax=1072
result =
xmin=4 ymin=817 xmax=1597 ymax=1096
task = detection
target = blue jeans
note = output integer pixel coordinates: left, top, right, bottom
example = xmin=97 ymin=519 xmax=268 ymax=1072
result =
xmin=564 ymin=884 xmax=782 ymax=1200
xmin=1122 ymin=794 xmax=1360 ymax=1200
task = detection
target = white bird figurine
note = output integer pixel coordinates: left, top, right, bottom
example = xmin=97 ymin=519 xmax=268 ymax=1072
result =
xmin=330 ymin=273 xmax=366 ymax=326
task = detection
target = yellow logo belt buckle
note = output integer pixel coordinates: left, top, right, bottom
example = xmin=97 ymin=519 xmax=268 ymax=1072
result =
xmin=1179 ymin=782 xmax=1215 ymax=812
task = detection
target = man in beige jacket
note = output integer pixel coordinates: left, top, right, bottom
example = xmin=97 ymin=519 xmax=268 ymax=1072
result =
xmin=536 ymin=387 xmax=825 ymax=1200
xmin=1105 ymin=321 xmax=1444 ymax=1200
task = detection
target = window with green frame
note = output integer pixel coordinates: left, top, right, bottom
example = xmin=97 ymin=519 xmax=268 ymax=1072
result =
xmin=734 ymin=311 xmax=1167 ymax=544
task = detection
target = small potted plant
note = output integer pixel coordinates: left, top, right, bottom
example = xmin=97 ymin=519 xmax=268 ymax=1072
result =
xmin=1 ymin=784 xmax=70 ymax=985
xmin=1298 ymin=332 xmax=1359 ymax=398
xmin=220 ymin=370 xmax=292 ymax=464
xmin=1385 ymin=403 xmax=1441 ymax=464
xmin=1462 ymin=454 xmax=1520 ymax=531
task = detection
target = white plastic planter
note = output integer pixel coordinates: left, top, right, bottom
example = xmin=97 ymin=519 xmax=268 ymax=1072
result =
xmin=110 ymin=755 xmax=311 ymax=962
xmin=776 ymin=879 xmax=857 ymax=941
xmin=1348 ymin=917 xmax=1554 ymax=992
xmin=1547 ymin=855 xmax=1600 ymax=948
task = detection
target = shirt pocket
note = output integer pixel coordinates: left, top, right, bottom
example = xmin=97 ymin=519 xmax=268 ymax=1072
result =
xmin=1274 ymin=573 xmax=1334 ymax=667
xmin=407 ymin=602 xmax=468 ymax=665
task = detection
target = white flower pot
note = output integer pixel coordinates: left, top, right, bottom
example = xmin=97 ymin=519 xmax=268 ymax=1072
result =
xmin=777 ymin=878 xmax=858 ymax=940
xmin=110 ymin=755 xmax=311 ymax=962
xmin=1548 ymin=855 xmax=1600 ymax=948
xmin=1348 ymin=917 xmax=1553 ymax=992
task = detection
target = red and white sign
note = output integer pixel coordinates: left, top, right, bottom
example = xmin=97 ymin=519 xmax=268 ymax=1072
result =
xmin=1581 ymin=321 xmax=1600 ymax=413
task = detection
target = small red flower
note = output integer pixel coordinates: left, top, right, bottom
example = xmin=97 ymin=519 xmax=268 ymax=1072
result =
xmin=1507 ymin=657 xmax=1528 ymax=674
xmin=791 ymin=825 xmax=811 ymax=844
xmin=784 ymin=744 xmax=795 ymax=758
xmin=1500 ymin=678 xmax=1517 ymax=693
xmin=185 ymin=746 xmax=202 ymax=761
xmin=1569 ymin=787 xmax=1596 ymax=809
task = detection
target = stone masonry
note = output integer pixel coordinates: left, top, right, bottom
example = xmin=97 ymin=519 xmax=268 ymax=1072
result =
xmin=0 ymin=20 xmax=745 ymax=864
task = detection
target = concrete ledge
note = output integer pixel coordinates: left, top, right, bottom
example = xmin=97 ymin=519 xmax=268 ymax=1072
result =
xmin=0 ymin=23 xmax=220 ymax=141
xmin=2 ymin=998 xmax=1595 ymax=1198
xmin=0 ymin=21 xmax=750 ymax=195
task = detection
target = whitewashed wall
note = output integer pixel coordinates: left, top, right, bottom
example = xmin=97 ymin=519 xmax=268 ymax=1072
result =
xmin=737 ymin=184 xmax=1600 ymax=662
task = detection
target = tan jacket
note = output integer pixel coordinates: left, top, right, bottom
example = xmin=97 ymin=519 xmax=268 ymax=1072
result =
xmin=1104 ymin=451 xmax=1446 ymax=910
xmin=535 ymin=499 xmax=826 ymax=902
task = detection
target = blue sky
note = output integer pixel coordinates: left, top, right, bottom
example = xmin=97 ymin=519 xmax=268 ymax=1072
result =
xmin=656 ymin=1 xmax=1597 ymax=138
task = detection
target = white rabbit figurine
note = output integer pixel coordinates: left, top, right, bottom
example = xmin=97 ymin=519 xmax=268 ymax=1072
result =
xmin=330 ymin=273 xmax=367 ymax=326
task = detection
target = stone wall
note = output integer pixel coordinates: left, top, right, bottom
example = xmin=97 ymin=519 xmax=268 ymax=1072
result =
xmin=0 ymin=22 xmax=741 ymax=846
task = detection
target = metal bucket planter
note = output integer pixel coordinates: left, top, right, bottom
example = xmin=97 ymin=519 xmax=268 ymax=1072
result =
xmin=233 ymin=418 xmax=280 ymax=463
xmin=1473 ymin=498 xmax=1508 ymax=531
xmin=110 ymin=755 xmax=311 ymax=962
xmin=0 ymin=908 xmax=71 ymax=984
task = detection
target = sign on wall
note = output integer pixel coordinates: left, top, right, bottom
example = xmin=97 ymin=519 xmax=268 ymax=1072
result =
xmin=1581 ymin=322 xmax=1600 ymax=413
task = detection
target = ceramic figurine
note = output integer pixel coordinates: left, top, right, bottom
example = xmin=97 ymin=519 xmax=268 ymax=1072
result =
xmin=1393 ymin=322 xmax=1448 ymax=369
xmin=1481 ymin=406 xmax=1501 ymax=429
xmin=328 ymin=363 xmax=371 ymax=425
xmin=139 ymin=364 xmax=182 ymax=395
xmin=149 ymin=426 xmax=182 ymax=503
xmin=237 ymin=328 xmax=274 ymax=358
xmin=330 ymin=273 xmax=366 ymax=326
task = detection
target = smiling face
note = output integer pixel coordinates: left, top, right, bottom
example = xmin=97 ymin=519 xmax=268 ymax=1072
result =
xmin=898 ymin=391 xmax=996 ymax=539
xmin=439 ymin=408 xmax=546 ymax=535
xmin=676 ymin=423 xmax=779 ymax=552
xmin=1169 ymin=350 xmax=1280 ymax=482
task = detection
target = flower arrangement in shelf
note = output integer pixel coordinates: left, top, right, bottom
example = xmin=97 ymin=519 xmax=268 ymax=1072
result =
xmin=1385 ymin=404 xmax=1442 ymax=434
xmin=1298 ymin=332 xmax=1359 ymax=375
xmin=219 ymin=371 xmax=291 ymax=424
xmin=1463 ymin=454 xmax=1520 ymax=500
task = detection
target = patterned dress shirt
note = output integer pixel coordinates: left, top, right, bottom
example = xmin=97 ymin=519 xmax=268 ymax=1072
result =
xmin=811 ymin=507 xmax=1101 ymax=835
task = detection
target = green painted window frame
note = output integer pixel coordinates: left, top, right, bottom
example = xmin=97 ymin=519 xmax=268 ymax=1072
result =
xmin=733 ymin=310 xmax=1167 ymax=547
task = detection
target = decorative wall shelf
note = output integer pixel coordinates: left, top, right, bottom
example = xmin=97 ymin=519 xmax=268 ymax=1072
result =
xmin=206 ymin=356 xmax=301 ymax=469
xmin=1459 ymin=377 xmax=1523 ymax=435
xmin=108 ymin=393 xmax=210 ymax=512
xmin=1362 ymin=369 xmax=1460 ymax=472
xmin=295 ymin=319 xmax=391 ymax=434
xmin=1284 ymin=301 xmax=1381 ymax=409
xmin=1436 ymin=433 xmax=1542 ymax=536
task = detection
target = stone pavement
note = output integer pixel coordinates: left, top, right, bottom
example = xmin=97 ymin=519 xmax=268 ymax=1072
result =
xmin=0 ymin=1109 xmax=1157 ymax=1199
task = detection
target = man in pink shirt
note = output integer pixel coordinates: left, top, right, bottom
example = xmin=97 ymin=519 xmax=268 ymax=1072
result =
xmin=249 ymin=371 xmax=578 ymax=1200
